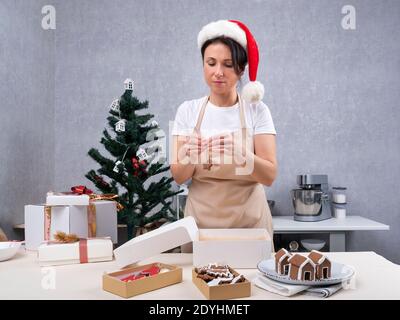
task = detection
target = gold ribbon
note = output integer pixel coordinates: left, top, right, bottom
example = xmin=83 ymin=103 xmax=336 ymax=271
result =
xmin=87 ymin=203 xmax=97 ymax=238
xmin=89 ymin=193 xmax=124 ymax=211
xmin=44 ymin=206 xmax=52 ymax=241
xmin=87 ymin=193 xmax=124 ymax=237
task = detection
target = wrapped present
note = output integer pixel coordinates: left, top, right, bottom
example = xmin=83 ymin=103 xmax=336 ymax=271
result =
xmin=46 ymin=186 xmax=123 ymax=209
xmin=38 ymin=237 xmax=113 ymax=266
xmin=24 ymin=201 xmax=118 ymax=250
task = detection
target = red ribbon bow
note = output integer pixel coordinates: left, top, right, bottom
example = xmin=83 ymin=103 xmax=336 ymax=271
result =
xmin=71 ymin=185 xmax=93 ymax=195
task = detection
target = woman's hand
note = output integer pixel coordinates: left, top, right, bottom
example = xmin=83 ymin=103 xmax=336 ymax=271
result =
xmin=208 ymin=132 xmax=253 ymax=166
xmin=177 ymin=133 xmax=209 ymax=165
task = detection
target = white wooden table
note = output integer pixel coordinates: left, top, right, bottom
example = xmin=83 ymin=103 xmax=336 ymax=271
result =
xmin=0 ymin=251 xmax=399 ymax=300
xmin=272 ymin=215 xmax=390 ymax=251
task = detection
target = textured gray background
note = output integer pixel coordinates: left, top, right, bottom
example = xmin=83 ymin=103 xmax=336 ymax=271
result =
xmin=0 ymin=0 xmax=399 ymax=263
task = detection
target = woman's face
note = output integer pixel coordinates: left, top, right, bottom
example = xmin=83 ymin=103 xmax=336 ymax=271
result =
xmin=203 ymin=42 xmax=241 ymax=96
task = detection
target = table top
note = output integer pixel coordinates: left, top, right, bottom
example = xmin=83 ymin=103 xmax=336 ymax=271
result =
xmin=0 ymin=249 xmax=399 ymax=300
xmin=272 ymin=215 xmax=390 ymax=232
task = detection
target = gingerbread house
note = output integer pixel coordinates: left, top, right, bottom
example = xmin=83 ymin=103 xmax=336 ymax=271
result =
xmin=288 ymin=254 xmax=316 ymax=281
xmin=308 ymin=250 xmax=331 ymax=279
xmin=274 ymin=248 xmax=292 ymax=275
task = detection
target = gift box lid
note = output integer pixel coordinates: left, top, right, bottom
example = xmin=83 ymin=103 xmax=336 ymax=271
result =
xmin=46 ymin=192 xmax=90 ymax=206
xmin=114 ymin=216 xmax=198 ymax=268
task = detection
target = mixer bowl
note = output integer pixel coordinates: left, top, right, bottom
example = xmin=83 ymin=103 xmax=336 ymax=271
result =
xmin=291 ymin=189 xmax=322 ymax=215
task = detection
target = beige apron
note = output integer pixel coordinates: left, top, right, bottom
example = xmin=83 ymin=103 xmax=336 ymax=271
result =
xmin=184 ymin=95 xmax=274 ymax=240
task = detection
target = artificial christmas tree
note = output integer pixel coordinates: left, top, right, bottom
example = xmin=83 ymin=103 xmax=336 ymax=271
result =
xmin=86 ymin=79 xmax=181 ymax=239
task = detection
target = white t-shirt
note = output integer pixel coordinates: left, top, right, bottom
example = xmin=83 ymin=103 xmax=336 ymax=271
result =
xmin=172 ymin=96 xmax=277 ymax=138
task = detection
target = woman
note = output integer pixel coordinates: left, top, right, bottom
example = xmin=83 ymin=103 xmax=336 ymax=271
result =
xmin=171 ymin=20 xmax=277 ymax=240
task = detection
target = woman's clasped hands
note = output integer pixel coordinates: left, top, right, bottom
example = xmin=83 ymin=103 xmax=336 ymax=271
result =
xmin=178 ymin=132 xmax=249 ymax=166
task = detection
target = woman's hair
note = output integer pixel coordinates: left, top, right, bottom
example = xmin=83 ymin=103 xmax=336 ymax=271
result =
xmin=201 ymin=36 xmax=247 ymax=77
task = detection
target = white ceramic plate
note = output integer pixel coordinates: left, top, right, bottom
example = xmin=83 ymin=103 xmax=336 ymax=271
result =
xmin=257 ymin=258 xmax=355 ymax=286
xmin=0 ymin=242 xmax=22 ymax=262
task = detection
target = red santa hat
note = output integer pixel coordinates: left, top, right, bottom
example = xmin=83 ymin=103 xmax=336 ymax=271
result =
xmin=197 ymin=19 xmax=264 ymax=103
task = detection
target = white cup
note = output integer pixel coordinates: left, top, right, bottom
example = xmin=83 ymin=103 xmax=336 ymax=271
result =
xmin=333 ymin=203 xmax=346 ymax=219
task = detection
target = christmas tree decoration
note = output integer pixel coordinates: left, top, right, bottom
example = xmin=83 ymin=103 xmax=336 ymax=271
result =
xmin=113 ymin=160 xmax=123 ymax=173
xmin=124 ymin=78 xmax=134 ymax=91
xmin=110 ymin=99 xmax=120 ymax=112
xmin=131 ymin=157 xmax=147 ymax=177
xmin=136 ymin=148 xmax=149 ymax=161
xmin=86 ymin=78 xmax=182 ymax=239
xmin=115 ymin=119 xmax=126 ymax=132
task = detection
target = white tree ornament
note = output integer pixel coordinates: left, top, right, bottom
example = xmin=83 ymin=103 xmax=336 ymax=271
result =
xmin=124 ymin=78 xmax=134 ymax=91
xmin=110 ymin=99 xmax=120 ymax=112
xmin=136 ymin=148 xmax=149 ymax=161
xmin=113 ymin=160 xmax=123 ymax=173
xmin=115 ymin=120 xmax=126 ymax=132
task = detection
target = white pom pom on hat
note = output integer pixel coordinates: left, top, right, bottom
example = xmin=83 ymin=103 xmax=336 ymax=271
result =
xmin=197 ymin=19 xmax=265 ymax=104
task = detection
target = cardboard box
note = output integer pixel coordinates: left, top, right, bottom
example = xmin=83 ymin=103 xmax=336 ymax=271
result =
xmin=192 ymin=267 xmax=251 ymax=300
xmin=193 ymin=228 xmax=271 ymax=268
xmin=25 ymin=201 xmax=118 ymax=250
xmin=113 ymin=217 xmax=272 ymax=269
xmin=38 ymin=238 xmax=113 ymax=266
xmin=103 ymin=263 xmax=182 ymax=298
xmin=46 ymin=192 xmax=90 ymax=206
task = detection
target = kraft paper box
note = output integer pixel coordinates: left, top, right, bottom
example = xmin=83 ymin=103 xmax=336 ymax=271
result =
xmin=193 ymin=228 xmax=272 ymax=268
xmin=38 ymin=238 xmax=113 ymax=266
xmin=24 ymin=201 xmax=118 ymax=250
xmin=113 ymin=216 xmax=271 ymax=269
xmin=46 ymin=192 xmax=90 ymax=206
xmin=102 ymin=263 xmax=182 ymax=298
xmin=192 ymin=267 xmax=251 ymax=300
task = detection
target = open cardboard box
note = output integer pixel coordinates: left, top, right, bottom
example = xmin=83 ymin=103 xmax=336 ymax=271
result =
xmin=113 ymin=217 xmax=272 ymax=269
xmin=192 ymin=266 xmax=251 ymax=300
xmin=103 ymin=262 xmax=182 ymax=298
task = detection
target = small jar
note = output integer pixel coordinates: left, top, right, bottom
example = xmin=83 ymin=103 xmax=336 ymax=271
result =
xmin=333 ymin=203 xmax=346 ymax=219
xmin=332 ymin=187 xmax=347 ymax=204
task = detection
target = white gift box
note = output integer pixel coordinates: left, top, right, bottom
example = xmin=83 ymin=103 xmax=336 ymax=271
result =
xmin=46 ymin=192 xmax=90 ymax=206
xmin=38 ymin=238 xmax=113 ymax=266
xmin=24 ymin=201 xmax=118 ymax=250
xmin=113 ymin=216 xmax=272 ymax=269
xmin=193 ymin=228 xmax=271 ymax=268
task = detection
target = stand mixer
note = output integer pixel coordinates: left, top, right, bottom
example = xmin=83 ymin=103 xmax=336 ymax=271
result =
xmin=291 ymin=174 xmax=332 ymax=222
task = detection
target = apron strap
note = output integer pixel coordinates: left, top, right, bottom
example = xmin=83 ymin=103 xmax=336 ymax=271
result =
xmin=193 ymin=94 xmax=247 ymax=170
xmin=194 ymin=96 xmax=209 ymax=134
xmin=238 ymin=94 xmax=247 ymax=140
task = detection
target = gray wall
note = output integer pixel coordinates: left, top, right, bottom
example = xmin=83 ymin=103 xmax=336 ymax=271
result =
xmin=1 ymin=0 xmax=399 ymax=263
xmin=0 ymin=0 xmax=55 ymax=239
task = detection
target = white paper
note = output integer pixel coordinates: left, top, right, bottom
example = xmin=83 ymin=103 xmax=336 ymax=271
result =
xmin=253 ymin=273 xmax=345 ymax=298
